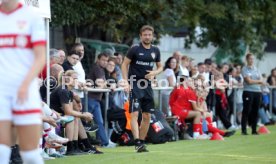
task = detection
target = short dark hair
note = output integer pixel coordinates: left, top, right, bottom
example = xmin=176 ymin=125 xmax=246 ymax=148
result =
xmin=68 ymin=50 xmax=81 ymax=57
xmin=179 ymin=75 xmax=189 ymax=83
xmin=114 ymin=52 xmax=123 ymax=56
xmin=197 ymin=62 xmax=205 ymax=67
xmin=204 ymin=58 xmax=212 ymax=65
xmin=140 ymin=25 xmax=154 ymax=34
xmin=97 ymin=52 xmax=109 ymax=59
xmin=71 ymin=43 xmax=83 ymax=51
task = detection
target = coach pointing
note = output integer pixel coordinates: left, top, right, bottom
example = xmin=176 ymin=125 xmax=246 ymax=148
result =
xmin=121 ymin=25 xmax=163 ymax=153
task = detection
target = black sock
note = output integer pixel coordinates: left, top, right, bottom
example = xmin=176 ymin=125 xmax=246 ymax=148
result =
xmin=140 ymin=139 xmax=145 ymax=144
xmin=73 ymin=140 xmax=79 ymax=150
xmin=134 ymin=139 xmax=141 ymax=146
xmin=67 ymin=141 xmax=74 ymax=152
xmin=81 ymin=138 xmax=92 ymax=149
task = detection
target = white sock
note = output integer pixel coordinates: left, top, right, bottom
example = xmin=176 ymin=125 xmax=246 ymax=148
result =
xmin=39 ymin=138 xmax=43 ymax=153
xmin=46 ymin=127 xmax=57 ymax=139
xmin=0 ymin=144 xmax=11 ymax=164
xmin=42 ymin=102 xmax=58 ymax=119
xmin=43 ymin=122 xmax=51 ymax=131
xmin=20 ymin=149 xmax=44 ymax=164
xmin=193 ymin=132 xmax=200 ymax=139
xmin=48 ymin=148 xmax=57 ymax=155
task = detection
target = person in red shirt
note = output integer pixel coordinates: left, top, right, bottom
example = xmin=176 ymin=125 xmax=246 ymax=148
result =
xmin=193 ymin=75 xmax=236 ymax=138
xmin=170 ymin=75 xmax=235 ymax=139
xmin=169 ymin=76 xmax=206 ymax=139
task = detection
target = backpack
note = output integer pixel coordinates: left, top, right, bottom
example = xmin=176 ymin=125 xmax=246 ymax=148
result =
xmin=107 ymin=106 xmax=126 ymax=134
xmin=147 ymin=109 xmax=174 ymax=144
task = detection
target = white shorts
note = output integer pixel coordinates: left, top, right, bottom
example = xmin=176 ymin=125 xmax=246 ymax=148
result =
xmin=0 ymin=79 xmax=42 ymax=125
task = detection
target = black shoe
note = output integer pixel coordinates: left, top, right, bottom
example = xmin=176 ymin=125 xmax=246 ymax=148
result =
xmin=252 ymin=132 xmax=259 ymax=135
xmin=65 ymin=149 xmax=76 ymax=156
xmin=84 ymin=123 xmax=99 ymax=132
xmin=10 ymin=145 xmax=22 ymax=164
xmin=223 ymin=130 xmax=236 ymax=137
xmin=66 ymin=148 xmax=88 ymax=156
xmin=135 ymin=144 xmax=149 ymax=153
xmin=241 ymin=131 xmax=248 ymax=135
xmin=89 ymin=137 xmax=101 ymax=146
xmin=84 ymin=146 xmax=104 ymax=154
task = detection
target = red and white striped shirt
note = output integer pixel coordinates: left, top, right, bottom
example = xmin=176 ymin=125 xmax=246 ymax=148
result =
xmin=0 ymin=3 xmax=46 ymax=94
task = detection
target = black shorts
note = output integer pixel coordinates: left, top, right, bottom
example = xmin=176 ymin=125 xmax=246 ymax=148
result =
xmin=129 ymin=85 xmax=154 ymax=114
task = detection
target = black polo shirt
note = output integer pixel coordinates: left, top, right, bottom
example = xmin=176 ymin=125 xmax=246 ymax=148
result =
xmin=50 ymin=85 xmax=74 ymax=114
xmin=126 ymin=43 xmax=161 ymax=81
xmin=40 ymin=77 xmax=58 ymax=102
xmin=62 ymin=60 xmax=74 ymax=72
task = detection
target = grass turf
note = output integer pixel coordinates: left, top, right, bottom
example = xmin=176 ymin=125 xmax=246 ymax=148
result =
xmin=46 ymin=125 xmax=276 ymax=164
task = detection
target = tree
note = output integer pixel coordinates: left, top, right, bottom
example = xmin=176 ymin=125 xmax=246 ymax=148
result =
xmin=51 ymin=0 xmax=276 ymax=62
xmin=178 ymin=0 xmax=276 ymax=62
xmin=50 ymin=0 xmax=171 ymax=47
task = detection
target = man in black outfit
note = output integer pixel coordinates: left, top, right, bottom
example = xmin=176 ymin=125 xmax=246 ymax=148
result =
xmin=62 ymin=50 xmax=81 ymax=71
xmin=50 ymin=70 xmax=103 ymax=155
xmin=121 ymin=25 xmax=163 ymax=153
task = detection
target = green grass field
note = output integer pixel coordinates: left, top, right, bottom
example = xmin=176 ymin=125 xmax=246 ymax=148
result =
xmin=46 ymin=125 xmax=276 ymax=164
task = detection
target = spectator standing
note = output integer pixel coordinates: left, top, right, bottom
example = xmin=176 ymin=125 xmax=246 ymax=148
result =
xmin=58 ymin=49 xmax=66 ymax=65
xmin=267 ymin=68 xmax=276 ymax=114
xmin=114 ymin=52 xmax=124 ymax=81
xmin=62 ymin=50 xmax=80 ymax=71
xmin=172 ymin=51 xmax=183 ymax=78
xmin=161 ymin=57 xmax=177 ymax=116
xmin=87 ymin=53 xmax=112 ymax=147
xmin=241 ymin=53 xmax=264 ymax=135
xmin=39 ymin=49 xmax=60 ymax=80
xmin=180 ymin=56 xmax=190 ymax=77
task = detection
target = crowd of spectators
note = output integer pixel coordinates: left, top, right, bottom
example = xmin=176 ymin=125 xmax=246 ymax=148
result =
xmin=10 ymin=43 xmax=276 ymax=162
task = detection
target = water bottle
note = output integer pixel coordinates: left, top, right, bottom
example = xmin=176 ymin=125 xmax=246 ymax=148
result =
xmin=202 ymin=118 xmax=208 ymax=133
xmin=168 ymin=107 xmax=172 ymax=117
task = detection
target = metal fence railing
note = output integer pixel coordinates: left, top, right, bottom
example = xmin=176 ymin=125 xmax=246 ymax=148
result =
xmin=83 ymin=86 xmax=276 ymax=134
xmin=84 ymin=87 xmax=124 ymax=135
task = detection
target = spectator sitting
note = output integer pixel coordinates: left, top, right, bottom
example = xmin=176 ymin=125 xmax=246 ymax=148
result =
xmin=169 ymin=75 xmax=209 ymax=140
xmin=40 ymin=64 xmax=64 ymax=102
xmin=50 ymin=70 xmax=99 ymax=155
xmin=192 ymin=75 xmax=236 ymax=138
xmin=41 ymin=102 xmax=70 ymax=158
xmin=70 ymin=43 xmax=100 ymax=134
